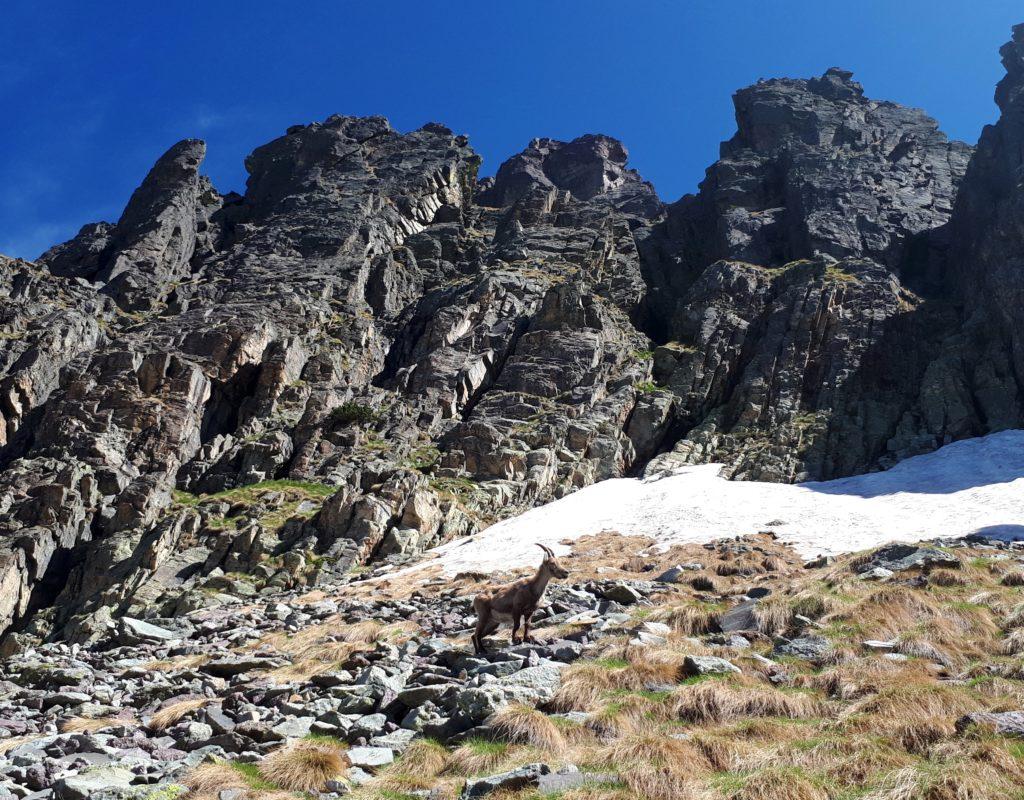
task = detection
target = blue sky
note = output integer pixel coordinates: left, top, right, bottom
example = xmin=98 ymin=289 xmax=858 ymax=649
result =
xmin=1 ymin=1 xmax=1021 ymax=259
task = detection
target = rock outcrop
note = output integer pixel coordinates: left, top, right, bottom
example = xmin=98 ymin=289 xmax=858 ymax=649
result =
xmin=1 ymin=27 xmax=1024 ymax=642
xmin=945 ymin=23 xmax=1024 ymax=429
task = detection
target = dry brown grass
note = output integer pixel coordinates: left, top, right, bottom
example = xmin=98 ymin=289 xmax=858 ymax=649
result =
xmin=0 ymin=735 xmax=43 ymax=756
xmin=689 ymin=730 xmax=763 ymax=772
xmin=550 ymin=646 xmax=686 ymax=714
xmin=585 ymin=694 xmax=664 ymax=738
xmin=552 ymin=642 xmax=700 ymax=717
xmin=369 ymin=739 xmax=454 ymax=796
xmin=444 ymin=740 xmax=527 ymax=776
xmin=1001 ymin=601 xmax=1024 ymax=631
xmin=182 ymin=763 xmax=249 ymax=797
xmin=671 ymin=678 xmax=821 ymax=724
xmin=588 ymin=638 xmax=691 ymax=682
xmin=148 ymin=697 xmax=210 ymax=731
xmin=966 ymin=675 xmax=1024 ymax=706
xmin=843 ymin=681 xmax=976 ymax=722
xmin=143 ymin=653 xmax=211 ymax=672
xmin=927 ymin=569 xmax=967 ymax=587
xmin=731 ymin=767 xmax=827 ymax=800
xmin=261 ymin=618 xmax=419 ymax=682
xmin=891 ymin=717 xmax=955 ymax=755
xmin=619 ymin=766 xmax=704 ymax=800
xmin=1001 ymin=628 xmax=1024 ymax=655
xmin=560 ymin=788 xmax=636 ymax=800
xmin=835 ymin=679 xmax=985 ymax=762
xmin=778 ymin=733 xmax=913 ymax=787
xmin=60 ymin=715 xmax=125 ymax=733
xmin=797 ymin=660 xmax=933 ymax=701
xmin=491 ymin=704 xmax=566 ymax=752
xmin=693 ymin=736 xmax=743 ymax=772
xmin=1000 ymin=570 xmax=1024 ymax=587
xmin=368 ymin=771 xmax=447 ymax=796
xmin=864 ymin=755 xmax=1017 ymax=800
xmin=650 ymin=602 xmax=721 ymax=635
xmin=601 ymin=732 xmax=709 ymax=771
xmin=690 ymin=575 xmax=717 ymax=592
xmin=751 ymin=597 xmax=794 ymax=635
xmin=552 ymin=662 xmax=624 ymax=712
xmin=258 ymin=739 xmax=349 ymax=792
xmin=825 ymin=585 xmax=1000 ymax=667
xmin=390 ymin=737 xmax=449 ymax=776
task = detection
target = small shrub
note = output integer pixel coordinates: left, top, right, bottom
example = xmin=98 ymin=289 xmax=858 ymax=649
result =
xmin=330 ymin=401 xmax=379 ymax=427
xmin=634 ymin=380 xmax=664 ymax=395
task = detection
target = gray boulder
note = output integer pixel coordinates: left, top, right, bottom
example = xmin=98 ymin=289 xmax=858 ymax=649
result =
xmin=461 ymin=763 xmax=552 ymax=798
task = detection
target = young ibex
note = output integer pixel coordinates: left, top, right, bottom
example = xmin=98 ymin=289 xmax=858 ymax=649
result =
xmin=471 ymin=543 xmax=569 ymax=654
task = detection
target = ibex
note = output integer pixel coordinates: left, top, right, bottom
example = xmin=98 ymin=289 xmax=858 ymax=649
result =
xmin=471 ymin=543 xmax=569 ymax=654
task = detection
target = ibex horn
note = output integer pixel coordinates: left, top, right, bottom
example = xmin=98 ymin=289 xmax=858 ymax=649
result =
xmin=536 ymin=543 xmax=554 ymax=558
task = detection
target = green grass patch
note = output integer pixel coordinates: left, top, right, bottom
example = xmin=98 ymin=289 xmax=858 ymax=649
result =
xmin=228 ymin=761 xmax=278 ymax=792
xmin=824 ymin=264 xmax=860 ymax=283
xmin=405 ymin=445 xmax=441 ymax=472
xmin=461 ymin=738 xmax=508 ymax=756
xmin=303 ymin=733 xmax=348 ymax=748
xmin=172 ymin=479 xmax=337 ymax=534
xmin=594 ymin=657 xmax=631 ymax=670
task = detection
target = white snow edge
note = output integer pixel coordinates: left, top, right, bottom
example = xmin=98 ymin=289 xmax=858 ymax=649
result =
xmin=410 ymin=430 xmax=1024 ymax=577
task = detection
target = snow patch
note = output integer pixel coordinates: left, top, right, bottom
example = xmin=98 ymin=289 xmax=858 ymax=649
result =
xmin=417 ymin=430 xmax=1024 ymax=576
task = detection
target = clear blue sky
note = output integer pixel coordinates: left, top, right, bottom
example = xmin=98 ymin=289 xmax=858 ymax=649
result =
xmin=1 ymin=1 xmax=1021 ymax=259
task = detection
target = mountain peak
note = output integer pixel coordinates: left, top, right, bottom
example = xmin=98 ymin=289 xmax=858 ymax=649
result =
xmin=477 ymin=132 xmax=646 ymax=207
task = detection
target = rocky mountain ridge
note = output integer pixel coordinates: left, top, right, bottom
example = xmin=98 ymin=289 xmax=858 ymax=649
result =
xmin=1 ymin=25 xmax=1023 ymax=645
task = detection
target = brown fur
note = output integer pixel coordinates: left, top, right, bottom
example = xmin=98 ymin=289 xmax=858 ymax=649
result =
xmin=471 ymin=543 xmax=569 ymax=654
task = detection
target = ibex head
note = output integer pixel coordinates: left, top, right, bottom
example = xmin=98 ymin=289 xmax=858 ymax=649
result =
xmin=536 ymin=543 xmax=569 ymax=579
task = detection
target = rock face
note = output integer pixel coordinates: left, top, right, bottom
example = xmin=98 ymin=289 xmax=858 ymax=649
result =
xmin=1 ymin=28 xmax=1024 ymax=641
xmin=638 ymin=65 xmax=988 ymax=481
xmin=646 ymin=68 xmax=971 ymax=280
xmin=946 ymin=23 xmax=1024 ymax=432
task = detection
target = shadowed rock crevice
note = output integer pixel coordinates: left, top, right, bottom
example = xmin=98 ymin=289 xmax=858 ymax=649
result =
xmin=199 ymin=363 xmax=264 ymax=445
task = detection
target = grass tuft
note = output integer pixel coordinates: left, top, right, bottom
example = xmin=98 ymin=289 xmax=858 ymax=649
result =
xmin=148 ymin=697 xmax=210 ymax=731
xmin=258 ymin=739 xmax=349 ymax=792
xmin=491 ymin=704 xmax=567 ymax=752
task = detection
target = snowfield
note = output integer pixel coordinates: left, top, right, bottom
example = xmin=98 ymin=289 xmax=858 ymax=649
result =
xmin=416 ymin=430 xmax=1024 ymax=576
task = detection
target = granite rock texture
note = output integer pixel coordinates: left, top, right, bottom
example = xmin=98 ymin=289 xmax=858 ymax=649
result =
xmin=2 ymin=27 xmax=1024 ymax=640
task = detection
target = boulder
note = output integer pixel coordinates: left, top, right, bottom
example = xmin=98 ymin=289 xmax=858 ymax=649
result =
xmin=53 ymin=766 xmax=134 ymax=800
xmin=683 ymin=655 xmax=741 ymax=676
xmin=346 ymin=746 xmax=394 ymax=770
xmin=772 ymin=635 xmax=832 ymax=663
xmin=957 ymin=711 xmax=1024 ymax=737
xmin=857 ymin=544 xmax=960 ymax=574
xmin=461 ymin=763 xmax=552 ymax=798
